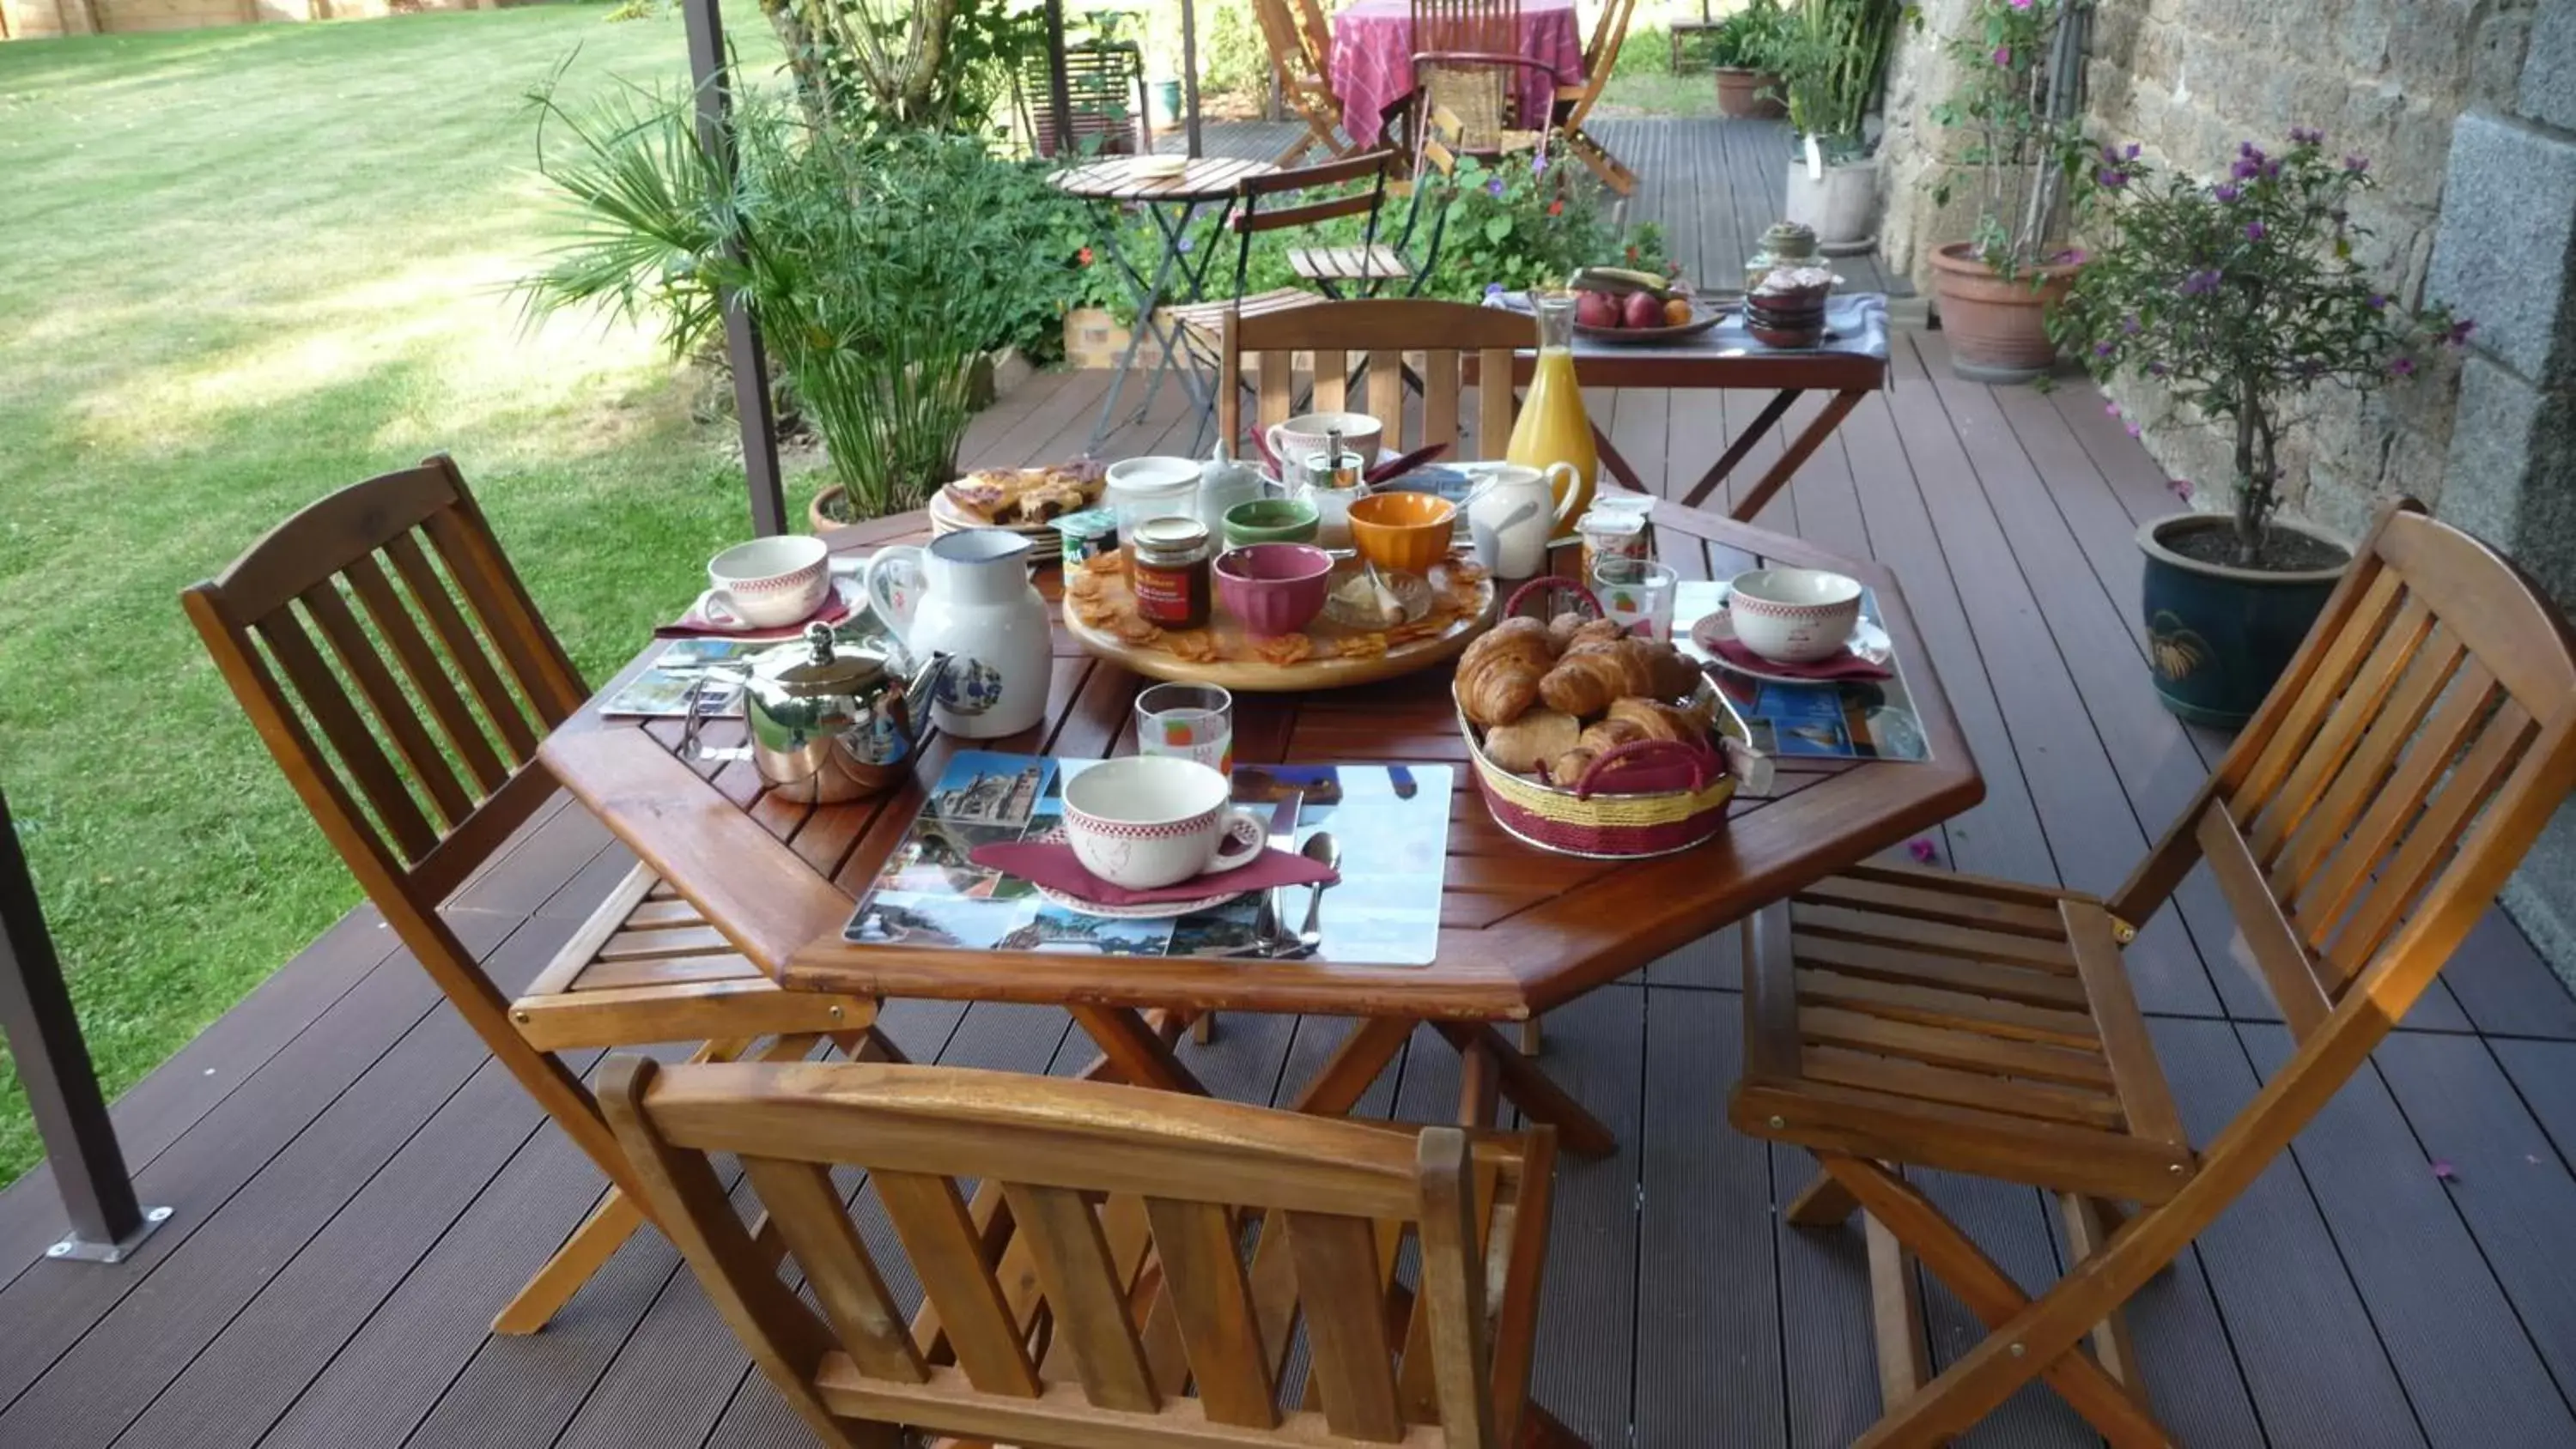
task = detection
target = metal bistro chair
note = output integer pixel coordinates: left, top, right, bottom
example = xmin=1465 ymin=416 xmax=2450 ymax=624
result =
xmin=1289 ymin=101 xmax=1467 ymax=301
xmin=1731 ymin=501 xmax=2576 ymax=1446
xmin=604 ymin=1056 xmax=1583 ymax=1447
xmin=182 ymin=455 xmax=896 ymax=1334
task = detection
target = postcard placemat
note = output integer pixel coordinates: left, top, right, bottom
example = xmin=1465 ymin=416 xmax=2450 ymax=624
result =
xmin=1675 ymin=581 xmax=1932 ymax=762
xmin=845 ymin=752 xmax=1455 ymax=965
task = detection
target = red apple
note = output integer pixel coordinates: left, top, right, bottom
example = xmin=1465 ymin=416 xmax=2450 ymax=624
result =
xmin=1622 ymin=290 xmax=1664 ymax=330
xmin=1576 ymin=289 xmax=1621 ymax=329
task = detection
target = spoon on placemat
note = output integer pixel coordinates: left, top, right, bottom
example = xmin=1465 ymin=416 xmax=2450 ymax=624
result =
xmin=1297 ymin=832 xmax=1341 ymax=943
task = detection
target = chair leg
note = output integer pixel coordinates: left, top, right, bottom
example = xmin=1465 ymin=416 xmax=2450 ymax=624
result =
xmin=493 ymin=1185 xmax=647 ymax=1334
xmin=1518 ymin=1017 xmax=1543 ymax=1056
xmin=1863 ymin=1213 xmax=1933 ymax=1412
xmin=1784 ymin=1167 xmax=1861 ymax=1227
xmin=2057 ymin=1193 xmax=2143 ymax=1387
xmin=1820 ymin=1155 xmax=2172 ymax=1449
xmin=1517 ymin=1403 xmax=1592 ymax=1446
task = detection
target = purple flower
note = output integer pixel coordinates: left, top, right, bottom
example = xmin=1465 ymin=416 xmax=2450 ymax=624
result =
xmin=2367 ymin=293 xmax=2388 ymax=310
xmin=2146 ymin=360 xmax=2168 ymax=376
xmin=1906 ymin=837 xmax=1939 ymax=864
xmin=2345 ymin=154 xmax=2369 ymax=173
xmin=2105 ymin=400 xmax=2122 ymax=417
xmin=1992 ymin=45 xmax=2011 ymax=67
xmin=2122 ymin=314 xmax=2141 ymax=334
xmin=2214 ymin=182 xmax=2240 ymax=203
xmin=2288 ymin=125 xmax=2324 ymax=145
xmin=2126 ymin=421 xmax=2143 ymax=437
xmin=2239 ymin=140 xmax=2258 ymax=158
xmin=2389 ymin=355 xmax=2416 ymax=376
xmin=2094 ymin=341 xmax=2116 ymax=357
xmin=2096 ymin=168 xmax=2129 ymax=189
xmin=2052 ymin=247 xmax=2088 ymax=265
xmin=2007 ymin=0 xmax=2032 ymax=9
xmin=2124 ymin=142 xmax=2142 ymax=160
xmin=2231 ymin=156 xmax=2262 ymax=180
xmin=2262 ymin=158 xmax=2282 ymax=179
xmin=2181 ymin=269 xmax=2222 ymax=295
xmin=2167 ymin=477 xmax=2196 ymax=501
xmin=1485 ymin=176 xmax=1506 ymax=197
xmin=2245 ymin=221 xmax=2268 ymax=240
xmin=1484 ymin=282 xmax=1505 ymax=300
xmin=2446 ymin=318 xmax=2478 ymax=348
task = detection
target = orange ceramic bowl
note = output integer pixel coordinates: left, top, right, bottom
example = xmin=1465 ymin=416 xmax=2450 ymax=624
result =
xmin=1346 ymin=491 xmax=1457 ymax=575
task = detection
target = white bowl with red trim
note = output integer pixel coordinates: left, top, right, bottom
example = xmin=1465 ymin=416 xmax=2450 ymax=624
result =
xmin=705 ymin=536 xmax=831 ymax=628
xmin=1061 ymin=757 xmax=1267 ymax=890
xmin=1726 ymin=567 xmax=1863 ymax=664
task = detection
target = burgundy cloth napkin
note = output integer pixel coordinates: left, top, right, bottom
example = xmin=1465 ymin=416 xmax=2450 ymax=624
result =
xmin=654 ymin=579 xmax=860 ymax=640
xmin=1706 ymin=632 xmax=1892 ymax=682
xmin=970 ymin=839 xmax=1338 ymax=907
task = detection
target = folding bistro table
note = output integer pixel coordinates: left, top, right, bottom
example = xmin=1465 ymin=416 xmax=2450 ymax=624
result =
xmin=537 ymin=500 xmax=1980 ymax=1152
xmin=1488 ymin=291 xmax=1893 ymax=523
xmin=1054 ymin=155 xmax=1278 ymax=452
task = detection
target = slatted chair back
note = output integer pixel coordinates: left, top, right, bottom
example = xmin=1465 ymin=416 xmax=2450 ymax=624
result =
xmin=604 ymin=1058 xmax=1556 ymax=1449
xmin=1220 ymin=299 xmax=1533 ymax=461
xmin=1024 ymin=39 xmax=1151 ymax=157
xmin=1558 ymin=0 xmax=1636 ymax=132
xmin=181 ymin=455 xmax=634 ymax=1194
xmin=1412 ymin=0 xmax=1530 ymax=141
xmin=1226 ymin=148 xmax=1399 ymax=294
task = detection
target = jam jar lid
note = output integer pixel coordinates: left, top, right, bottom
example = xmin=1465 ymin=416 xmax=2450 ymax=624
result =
xmin=1131 ymin=516 xmax=1211 ymax=559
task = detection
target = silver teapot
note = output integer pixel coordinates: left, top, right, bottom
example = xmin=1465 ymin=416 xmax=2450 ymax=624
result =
xmin=682 ymin=623 xmax=950 ymax=805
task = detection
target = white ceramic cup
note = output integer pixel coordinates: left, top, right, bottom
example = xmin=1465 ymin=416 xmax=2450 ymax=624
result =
xmin=702 ymin=536 xmax=831 ymax=628
xmin=1266 ymin=411 xmax=1383 ymax=471
xmin=1062 ymin=756 xmax=1267 ymax=890
xmin=1726 ymin=567 xmax=1864 ymax=663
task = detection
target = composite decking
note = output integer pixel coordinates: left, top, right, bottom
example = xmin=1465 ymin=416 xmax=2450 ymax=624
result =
xmin=6 ymin=124 xmax=2576 ymax=1446
xmin=6 ymin=330 xmax=2576 ymax=1449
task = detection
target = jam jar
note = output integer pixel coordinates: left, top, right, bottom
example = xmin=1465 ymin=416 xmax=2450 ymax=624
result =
xmin=1129 ymin=516 xmax=1213 ymax=629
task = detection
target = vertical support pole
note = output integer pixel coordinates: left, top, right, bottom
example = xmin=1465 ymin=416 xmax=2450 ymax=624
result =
xmin=1043 ymin=0 xmax=1075 ymax=158
xmin=1179 ymin=0 xmax=1204 ymax=159
xmin=0 ymin=786 xmax=166 ymax=1264
xmin=679 ymin=0 xmax=787 ymax=538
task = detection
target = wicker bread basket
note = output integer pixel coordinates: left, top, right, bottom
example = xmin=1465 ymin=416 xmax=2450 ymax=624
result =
xmin=1455 ymin=579 xmax=1764 ymax=859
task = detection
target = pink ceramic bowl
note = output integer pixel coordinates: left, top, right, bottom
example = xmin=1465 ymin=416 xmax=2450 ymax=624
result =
xmin=1215 ymin=543 xmax=1333 ymax=637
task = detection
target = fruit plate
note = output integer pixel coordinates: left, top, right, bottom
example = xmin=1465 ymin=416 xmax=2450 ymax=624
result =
xmin=1062 ymin=552 xmax=1497 ymax=693
xmin=1574 ymin=294 xmax=1735 ymax=346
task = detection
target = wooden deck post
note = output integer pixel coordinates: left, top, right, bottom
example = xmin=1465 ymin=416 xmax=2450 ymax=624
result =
xmin=0 ymin=785 xmax=167 ymax=1264
xmin=678 ymin=0 xmax=787 ymax=538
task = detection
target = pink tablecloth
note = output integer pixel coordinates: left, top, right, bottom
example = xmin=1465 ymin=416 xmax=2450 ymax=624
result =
xmin=1330 ymin=0 xmax=1588 ymax=148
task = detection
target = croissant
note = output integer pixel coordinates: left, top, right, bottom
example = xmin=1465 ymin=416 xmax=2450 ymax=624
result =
xmin=1641 ymin=643 xmax=1705 ymax=700
xmin=1607 ymin=696 xmax=1704 ymax=743
xmin=1578 ymin=716 xmax=1650 ymax=754
xmin=1561 ymin=617 xmax=1628 ymax=652
xmin=1537 ymin=649 xmax=1628 ymax=717
xmin=1463 ymin=616 xmax=1557 ymax=674
xmin=1483 ymin=708 xmax=1579 ymax=773
xmin=1546 ymin=611 xmax=1589 ymax=650
xmin=1547 ymin=746 xmax=1598 ymax=785
xmin=1460 ymin=656 xmax=1544 ymax=727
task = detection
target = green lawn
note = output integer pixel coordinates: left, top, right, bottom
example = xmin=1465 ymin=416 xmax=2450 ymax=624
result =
xmin=0 ymin=6 xmax=786 ymax=1185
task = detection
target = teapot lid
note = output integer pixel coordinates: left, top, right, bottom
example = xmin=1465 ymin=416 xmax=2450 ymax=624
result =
xmin=754 ymin=622 xmax=885 ymax=698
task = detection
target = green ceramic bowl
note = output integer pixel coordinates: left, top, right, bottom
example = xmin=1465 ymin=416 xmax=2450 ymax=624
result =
xmin=1222 ymin=497 xmax=1321 ymax=549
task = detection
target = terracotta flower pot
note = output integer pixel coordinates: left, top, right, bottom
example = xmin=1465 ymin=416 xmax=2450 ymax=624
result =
xmin=1928 ymin=241 xmax=2080 ymax=385
xmin=1714 ymin=69 xmax=1786 ymax=119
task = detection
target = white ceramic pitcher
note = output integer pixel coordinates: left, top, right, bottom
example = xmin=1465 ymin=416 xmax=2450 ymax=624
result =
xmin=1459 ymin=460 xmax=1583 ymax=578
xmin=861 ymin=529 xmax=1051 ymax=739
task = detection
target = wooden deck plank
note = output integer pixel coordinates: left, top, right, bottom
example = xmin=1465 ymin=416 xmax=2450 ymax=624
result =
xmin=2238 ymin=1026 xmax=2576 ymax=1445
xmin=2150 ymin=1016 xmax=2427 ymax=1448
xmin=0 ymin=912 xmax=578 ymax=1448
xmin=1519 ymin=985 xmax=1644 ymax=1448
xmin=1637 ymin=987 xmax=1787 ymax=1446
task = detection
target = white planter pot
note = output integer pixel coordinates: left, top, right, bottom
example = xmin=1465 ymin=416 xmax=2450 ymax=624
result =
xmin=1782 ymin=154 xmax=1880 ymax=256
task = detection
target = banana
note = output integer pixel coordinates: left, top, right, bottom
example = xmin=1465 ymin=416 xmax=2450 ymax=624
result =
xmin=1567 ymin=265 xmax=1672 ymax=300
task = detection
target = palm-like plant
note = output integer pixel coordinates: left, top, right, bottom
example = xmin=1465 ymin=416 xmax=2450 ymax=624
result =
xmin=1773 ymin=0 xmax=1905 ymax=162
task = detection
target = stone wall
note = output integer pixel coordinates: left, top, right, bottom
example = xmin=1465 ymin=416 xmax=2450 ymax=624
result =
xmin=1880 ymin=1 xmax=2541 ymax=536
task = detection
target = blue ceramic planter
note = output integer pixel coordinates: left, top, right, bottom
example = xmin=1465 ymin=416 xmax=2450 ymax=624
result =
xmin=2136 ymin=514 xmax=2349 ymax=728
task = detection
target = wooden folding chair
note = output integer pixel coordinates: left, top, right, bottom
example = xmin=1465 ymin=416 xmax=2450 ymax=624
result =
xmin=603 ymin=1056 xmax=1583 ymax=1448
xmin=1253 ymin=0 xmax=1358 ymax=167
xmin=182 ymin=455 xmax=896 ymax=1334
xmin=1730 ymin=501 xmax=2576 ymax=1447
xmin=1548 ymin=0 xmax=1638 ymax=195
xmin=1216 ymin=296 xmax=1528 ymax=464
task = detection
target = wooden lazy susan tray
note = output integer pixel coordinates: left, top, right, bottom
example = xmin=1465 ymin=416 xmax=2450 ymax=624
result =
xmin=1063 ymin=550 xmax=1497 ymax=692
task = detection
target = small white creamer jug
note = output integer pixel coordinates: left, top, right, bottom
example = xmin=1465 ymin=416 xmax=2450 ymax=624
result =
xmin=861 ymin=528 xmax=1052 ymax=739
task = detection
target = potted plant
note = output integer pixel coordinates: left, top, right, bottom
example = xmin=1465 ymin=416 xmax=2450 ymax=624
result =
xmin=2053 ymin=130 xmax=2468 ymax=724
xmin=1709 ymin=1 xmax=1792 ymax=119
xmin=1928 ymin=0 xmax=2091 ymax=381
xmin=1773 ymin=0 xmax=1905 ymax=255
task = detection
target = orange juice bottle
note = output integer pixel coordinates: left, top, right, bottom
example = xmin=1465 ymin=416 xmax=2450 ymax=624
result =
xmin=1505 ymin=289 xmax=1599 ymax=532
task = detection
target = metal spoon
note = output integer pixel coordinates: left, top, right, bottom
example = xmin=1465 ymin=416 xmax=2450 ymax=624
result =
xmin=1297 ymin=831 xmax=1341 ymax=941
